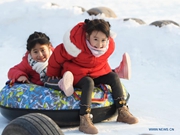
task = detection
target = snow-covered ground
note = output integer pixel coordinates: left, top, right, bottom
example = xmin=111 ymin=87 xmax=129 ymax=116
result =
xmin=0 ymin=0 xmax=180 ymax=134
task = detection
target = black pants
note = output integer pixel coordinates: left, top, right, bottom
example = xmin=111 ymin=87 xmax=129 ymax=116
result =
xmin=75 ymin=72 xmax=125 ymax=115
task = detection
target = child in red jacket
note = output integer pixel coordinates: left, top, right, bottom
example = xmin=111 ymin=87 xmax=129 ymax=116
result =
xmin=8 ymin=31 xmax=54 ymax=86
xmin=45 ymin=19 xmax=138 ymax=134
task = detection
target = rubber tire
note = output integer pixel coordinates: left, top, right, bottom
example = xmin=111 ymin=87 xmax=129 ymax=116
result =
xmin=2 ymin=113 xmax=64 ymax=135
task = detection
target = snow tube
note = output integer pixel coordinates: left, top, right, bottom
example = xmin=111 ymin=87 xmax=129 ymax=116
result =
xmin=0 ymin=82 xmax=130 ymax=127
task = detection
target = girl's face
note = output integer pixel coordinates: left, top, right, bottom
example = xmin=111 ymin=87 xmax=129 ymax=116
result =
xmin=30 ymin=43 xmax=51 ymax=62
xmin=86 ymin=31 xmax=108 ymax=49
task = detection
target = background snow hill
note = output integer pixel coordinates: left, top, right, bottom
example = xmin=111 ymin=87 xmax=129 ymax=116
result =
xmin=0 ymin=0 xmax=180 ymax=134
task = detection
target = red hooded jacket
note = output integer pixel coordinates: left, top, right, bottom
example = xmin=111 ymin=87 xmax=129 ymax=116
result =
xmin=46 ymin=22 xmax=115 ymax=85
xmin=8 ymin=47 xmax=54 ymax=86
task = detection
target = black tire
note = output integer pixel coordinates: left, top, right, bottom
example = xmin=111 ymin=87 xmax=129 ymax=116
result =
xmin=2 ymin=113 xmax=64 ymax=135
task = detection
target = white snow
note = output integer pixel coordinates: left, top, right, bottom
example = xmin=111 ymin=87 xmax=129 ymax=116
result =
xmin=0 ymin=0 xmax=180 ymax=134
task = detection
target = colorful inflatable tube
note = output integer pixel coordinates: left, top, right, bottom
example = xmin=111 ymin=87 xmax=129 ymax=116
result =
xmin=0 ymin=83 xmax=130 ymax=127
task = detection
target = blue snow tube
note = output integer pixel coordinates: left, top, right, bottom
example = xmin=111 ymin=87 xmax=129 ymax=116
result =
xmin=0 ymin=82 xmax=130 ymax=127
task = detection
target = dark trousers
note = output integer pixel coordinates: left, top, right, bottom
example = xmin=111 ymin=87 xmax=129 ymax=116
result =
xmin=75 ymin=72 xmax=124 ymax=115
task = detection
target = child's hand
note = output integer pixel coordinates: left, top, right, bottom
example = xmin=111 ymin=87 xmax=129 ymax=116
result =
xmin=17 ymin=76 xmax=30 ymax=83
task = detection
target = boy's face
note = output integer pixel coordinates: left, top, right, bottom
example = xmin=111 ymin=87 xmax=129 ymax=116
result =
xmin=86 ymin=30 xmax=108 ymax=49
xmin=30 ymin=43 xmax=51 ymax=62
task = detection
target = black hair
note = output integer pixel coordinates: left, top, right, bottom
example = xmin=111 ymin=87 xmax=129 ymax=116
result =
xmin=84 ymin=19 xmax=111 ymax=38
xmin=26 ymin=31 xmax=51 ymax=51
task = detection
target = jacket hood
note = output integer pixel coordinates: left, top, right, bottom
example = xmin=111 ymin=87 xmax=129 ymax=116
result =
xmin=63 ymin=22 xmax=116 ymax=57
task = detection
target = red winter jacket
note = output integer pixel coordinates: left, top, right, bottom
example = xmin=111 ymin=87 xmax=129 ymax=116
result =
xmin=8 ymin=47 xmax=54 ymax=86
xmin=47 ymin=22 xmax=115 ymax=85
